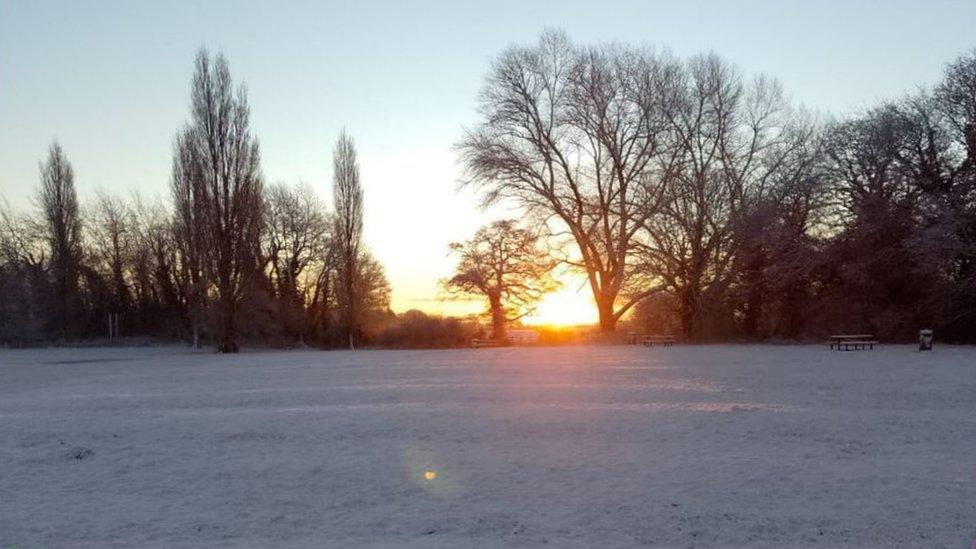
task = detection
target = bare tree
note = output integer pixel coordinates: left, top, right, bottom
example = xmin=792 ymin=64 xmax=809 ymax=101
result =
xmin=306 ymin=243 xmax=338 ymax=344
xmin=937 ymin=49 xmax=976 ymax=168
xmin=87 ymin=191 xmax=133 ymax=319
xmin=172 ymin=49 xmax=264 ymax=353
xmin=0 ymin=199 xmax=47 ymax=344
xmin=636 ymin=55 xmax=817 ymax=339
xmin=172 ymin=125 xmax=208 ymax=347
xmin=331 ymin=130 xmax=364 ymax=349
xmin=130 ymin=194 xmax=181 ymax=332
xmin=458 ymin=30 xmax=673 ymax=332
xmin=443 ymin=220 xmax=557 ymax=341
xmin=911 ymin=51 xmax=976 ymax=340
xmin=0 ymin=199 xmax=46 ymax=271
xmin=355 ymin=251 xmax=391 ymax=331
xmin=264 ymin=182 xmax=330 ymax=343
xmin=37 ymin=141 xmax=83 ymax=342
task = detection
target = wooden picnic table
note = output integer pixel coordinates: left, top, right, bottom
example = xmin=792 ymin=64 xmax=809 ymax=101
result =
xmin=471 ymin=338 xmax=501 ymax=348
xmin=641 ymin=335 xmax=676 ymax=347
xmin=828 ymin=334 xmax=878 ymax=351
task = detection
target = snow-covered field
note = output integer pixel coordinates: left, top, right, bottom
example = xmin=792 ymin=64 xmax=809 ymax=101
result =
xmin=1 ymin=344 xmax=974 ymax=548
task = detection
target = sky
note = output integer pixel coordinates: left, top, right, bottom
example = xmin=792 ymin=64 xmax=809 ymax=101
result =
xmin=2 ymin=0 xmax=975 ymax=317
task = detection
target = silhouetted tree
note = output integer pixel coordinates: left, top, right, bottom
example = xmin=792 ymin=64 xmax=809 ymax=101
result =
xmin=927 ymin=49 xmax=976 ymax=340
xmin=459 ymin=30 xmax=673 ymax=332
xmin=87 ymin=191 xmax=133 ymax=324
xmin=171 ymin=127 xmax=208 ymax=348
xmin=172 ymin=49 xmax=264 ymax=352
xmin=634 ymin=55 xmax=820 ymax=340
xmin=130 ymin=195 xmax=182 ymax=335
xmin=37 ymin=142 xmax=83 ymax=342
xmin=354 ymin=251 xmax=392 ymax=343
xmin=331 ymin=130 xmax=364 ymax=349
xmin=444 ymin=220 xmax=557 ymax=340
xmin=0 ymin=201 xmax=47 ymax=344
xmin=263 ymin=182 xmax=330 ymax=343
xmin=817 ymin=104 xmax=930 ymax=339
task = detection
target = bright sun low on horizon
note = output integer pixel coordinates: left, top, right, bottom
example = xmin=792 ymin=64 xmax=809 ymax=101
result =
xmin=522 ymin=283 xmax=600 ymax=328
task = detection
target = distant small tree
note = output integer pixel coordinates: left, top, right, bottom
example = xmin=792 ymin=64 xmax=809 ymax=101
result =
xmin=375 ymin=309 xmax=471 ymax=348
xmin=444 ymin=220 xmax=556 ymax=341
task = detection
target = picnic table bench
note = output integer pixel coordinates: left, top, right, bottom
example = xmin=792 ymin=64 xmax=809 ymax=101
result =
xmin=641 ymin=335 xmax=676 ymax=347
xmin=828 ymin=334 xmax=878 ymax=351
xmin=471 ymin=338 xmax=502 ymax=348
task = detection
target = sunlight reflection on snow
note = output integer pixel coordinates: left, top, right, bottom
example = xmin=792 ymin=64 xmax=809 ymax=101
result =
xmin=155 ymin=401 xmax=798 ymax=416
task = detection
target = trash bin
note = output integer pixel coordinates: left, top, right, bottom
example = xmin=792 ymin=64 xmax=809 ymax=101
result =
xmin=919 ymin=329 xmax=933 ymax=351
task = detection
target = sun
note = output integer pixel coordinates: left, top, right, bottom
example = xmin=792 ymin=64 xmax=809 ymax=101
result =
xmin=523 ymin=284 xmax=599 ymax=327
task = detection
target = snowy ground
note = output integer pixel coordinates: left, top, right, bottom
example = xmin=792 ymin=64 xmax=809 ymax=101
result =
xmin=0 ymin=345 xmax=974 ymax=548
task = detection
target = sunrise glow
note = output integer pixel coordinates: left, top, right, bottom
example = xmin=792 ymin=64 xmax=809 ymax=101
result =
xmin=522 ymin=284 xmax=599 ymax=327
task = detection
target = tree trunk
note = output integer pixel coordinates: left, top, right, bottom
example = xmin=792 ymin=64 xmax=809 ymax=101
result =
xmin=489 ymin=291 xmax=506 ymax=341
xmin=680 ymin=285 xmax=702 ymax=341
xmin=782 ymin=283 xmax=807 ymax=339
xmin=597 ymin=297 xmax=618 ymax=332
xmin=742 ymin=254 xmax=766 ymax=339
xmin=345 ymin=256 xmax=356 ymax=350
xmin=218 ymin=292 xmax=238 ymax=353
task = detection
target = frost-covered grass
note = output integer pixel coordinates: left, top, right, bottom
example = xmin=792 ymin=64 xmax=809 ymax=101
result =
xmin=1 ymin=344 xmax=974 ymax=548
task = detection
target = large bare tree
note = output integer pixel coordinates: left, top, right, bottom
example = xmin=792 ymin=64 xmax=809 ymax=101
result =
xmin=331 ymin=130 xmax=364 ymax=349
xmin=37 ymin=142 xmax=83 ymax=342
xmin=171 ymin=49 xmax=264 ymax=353
xmin=636 ymin=54 xmax=818 ymax=339
xmin=444 ymin=219 xmax=557 ymax=340
xmin=458 ymin=30 xmax=673 ymax=332
xmin=171 ymin=127 xmax=208 ymax=348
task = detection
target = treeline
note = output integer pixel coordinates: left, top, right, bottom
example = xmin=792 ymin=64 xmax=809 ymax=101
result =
xmin=459 ymin=31 xmax=976 ymax=342
xmin=4 ymin=35 xmax=976 ymax=348
xmin=0 ymin=50 xmax=414 ymax=351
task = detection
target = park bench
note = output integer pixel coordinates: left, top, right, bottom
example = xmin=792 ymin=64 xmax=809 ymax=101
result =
xmin=641 ymin=335 xmax=676 ymax=347
xmin=471 ymin=338 xmax=502 ymax=348
xmin=828 ymin=334 xmax=878 ymax=351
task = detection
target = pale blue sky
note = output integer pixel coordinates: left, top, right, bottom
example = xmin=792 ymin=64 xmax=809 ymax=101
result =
xmin=2 ymin=0 xmax=974 ymax=313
